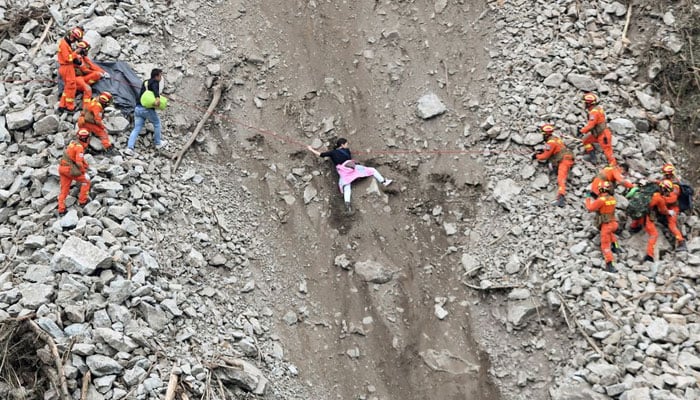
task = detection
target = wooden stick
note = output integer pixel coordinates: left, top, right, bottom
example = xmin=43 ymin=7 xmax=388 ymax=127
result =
xmin=80 ymin=371 xmax=91 ymax=400
xmin=463 ymin=264 xmax=483 ymax=278
xmin=686 ymin=31 xmax=700 ymax=91
xmin=556 ymin=293 xmax=607 ymax=361
xmin=29 ymin=18 xmax=53 ymax=59
xmin=617 ymin=3 xmax=633 ymax=55
xmin=27 ymin=320 xmax=71 ymax=400
xmin=172 ymin=84 xmax=223 ymax=172
xmin=164 ymin=366 xmax=179 ymax=400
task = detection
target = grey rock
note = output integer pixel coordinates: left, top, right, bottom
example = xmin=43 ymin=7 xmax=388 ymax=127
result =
xmin=6 ymin=105 xmax=35 ymax=130
xmin=105 ymin=116 xmax=129 ymax=133
xmin=570 ymin=241 xmax=588 ymax=255
xmin=493 ymin=179 xmax=522 ymax=208
xmin=107 ymin=205 xmax=130 ymax=220
xmin=0 ymin=170 xmax=15 ymax=190
xmin=507 ymin=299 xmax=540 ymax=326
xmin=93 ymin=181 xmax=124 ymax=192
xmin=24 ymin=235 xmax=46 ymax=249
xmin=99 ymin=37 xmax=121 ymax=58
xmin=638 ymin=133 xmax=659 ymax=155
xmin=86 ymin=355 xmax=123 ymax=377
xmin=0 ymin=117 xmax=10 ymax=142
xmin=36 ymin=317 xmax=65 ymax=339
xmin=354 ymin=260 xmax=394 ymax=284
xmin=83 ymin=16 xmax=118 ymax=35
xmin=646 ymin=318 xmax=669 ymax=341
xmin=416 ymin=93 xmax=447 ymax=119
xmin=303 ymin=185 xmax=317 ymax=204
xmin=123 ymin=366 xmax=147 ymax=387
xmin=419 ymin=348 xmax=479 ymax=375
xmin=214 ymin=358 xmax=268 ymax=395
xmin=608 ymin=118 xmax=636 ymax=136
xmin=543 ymin=73 xmax=564 ymax=87
xmin=139 ymin=303 xmax=169 ymax=331
xmin=334 ymin=254 xmax=352 ymax=270
xmin=94 ymin=328 xmax=138 ymax=352
xmin=461 ymin=253 xmax=479 ymax=276
xmin=52 ymin=236 xmax=112 ymax=275
xmin=0 ymin=39 xmax=27 ymax=55
xmin=22 ymin=264 xmax=52 ymax=283
xmin=33 ymin=115 xmax=59 ymax=135
xmin=197 ymin=39 xmax=221 ymax=59
xmin=18 ymin=282 xmax=54 ymax=309
xmin=678 ymin=351 xmax=700 ymax=370
xmin=71 ymin=343 xmax=96 ymax=356
xmin=635 ymin=91 xmax=661 ymax=112
xmin=282 ymin=311 xmax=297 ymax=326
xmin=160 ymin=298 xmax=182 ymax=317
xmin=550 ymin=381 xmax=609 ymax=400
xmin=566 ymin=73 xmax=598 ymax=91
xmin=621 ymin=387 xmax=650 ymax=400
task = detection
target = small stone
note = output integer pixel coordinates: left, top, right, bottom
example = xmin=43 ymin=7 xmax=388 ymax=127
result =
xmin=354 ymin=260 xmax=394 ymax=284
xmin=86 ymin=355 xmax=123 ymax=377
xmin=416 ymin=93 xmax=447 ymax=119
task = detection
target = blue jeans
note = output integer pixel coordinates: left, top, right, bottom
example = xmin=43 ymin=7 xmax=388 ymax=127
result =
xmin=128 ymin=105 xmax=161 ymax=149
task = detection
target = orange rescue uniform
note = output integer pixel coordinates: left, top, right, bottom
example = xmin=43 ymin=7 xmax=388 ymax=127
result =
xmin=581 ymin=105 xmax=616 ymax=166
xmin=662 ymin=178 xmax=684 ymax=243
xmin=75 ymin=55 xmax=106 ymax=101
xmin=57 ymin=38 xmax=80 ymax=111
xmin=590 ymin=165 xmax=634 ymax=195
xmin=630 ymin=192 xmax=670 ymax=258
xmin=585 ymin=193 xmax=618 ymax=263
xmin=535 ymin=136 xmax=574 ymax=196
xmin=77 ymin=98 xmax=111 ymax=149
xmin=58 ymin=141 xmax=90 ymax=213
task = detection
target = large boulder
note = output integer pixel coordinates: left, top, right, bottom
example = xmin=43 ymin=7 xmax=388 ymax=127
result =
xmin=5 ymin=105 xmax=34 ymax=130
xmin=52 ymin=236 xmax=112 ymax=275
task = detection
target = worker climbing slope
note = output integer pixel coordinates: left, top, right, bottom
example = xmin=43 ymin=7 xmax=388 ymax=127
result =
xmin=532 ymin=124 xmax=574 ymax=207
xmin=77 ymin=91 xmax=114 ymax=152
xmin=57 ymin=26 xmax=84 ymax=112
xmin=579 ymin=93 xmax=616 ymax=166
xmin=585 ymin=181 xmax=620 ymax=273
xmin=57 ymin=129 xmax=92 ymax=215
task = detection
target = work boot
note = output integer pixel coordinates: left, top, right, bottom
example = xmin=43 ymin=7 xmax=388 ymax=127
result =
xmin=605 ymin=261 xmax=617 ymax=273
xmin=611 ymin=242 xmax=623 ymax=254
xmin=58 ymin=209 xmax=67 ymax=217
xmin=629 ymin=225 xmax=642 ymax=234
xmin=553 ymin=194 xmax=565 ymax=208
xmin=677 ymin=240 xmax=688 ymax=252
xmin=344 ymin=202 xmax=355 ymax=216
xmin=584 ymin=150 xmax=597 ymax=164
xmin=643 ymin=255 xmax=654 ymax=263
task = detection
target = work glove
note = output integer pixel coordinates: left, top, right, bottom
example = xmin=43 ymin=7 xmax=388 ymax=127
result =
xmin=101 ymin=72 xmax=110 ymax=79
xmin=531 ymin=153 xmax=538 ymax=160
xmin=578 ymin=125 xmax=585 ymax=135
xmin=586 ymin=191 xmax=597 ymax=199
xmin=625 ymin=186 xmax=639 ymax=198
xmin=73 ymin=58 xmax=82 ymax=66
xmin=668 ymin=210 xmax=676 ymax=217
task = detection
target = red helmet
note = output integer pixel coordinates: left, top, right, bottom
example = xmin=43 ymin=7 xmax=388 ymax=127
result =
xmin=661 ymin=163 xmax=675 ymax=176
xmin=541 ymin=124 xmax=555 ymax=137
xmin=98 ymin=91 xmax=113 ymax=105
xmin=598 ymin=180 xmax=613 ymax=194
xmin=76 ymin=41 xmax=90 ymax=52
xmin=77 ymin=129 xmax=90 ymax=141
xmin=659 ymin=179 xmax=674 ymax=193
xmin=69 ymin=27 xmax=84 ymax=41
xmin=583 ymin=93 xmax=599 ymax=106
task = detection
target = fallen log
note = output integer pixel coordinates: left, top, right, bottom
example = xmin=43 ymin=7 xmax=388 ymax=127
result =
xmin=164 ymin=366 xmax=179 ymax=400
xmin=172 ymin=83 xmax=223 ymax=172
xmin=27 ymin=320 xmax=71 ymax=400
xmin=29 ymin=18 xmax=53 ymax=59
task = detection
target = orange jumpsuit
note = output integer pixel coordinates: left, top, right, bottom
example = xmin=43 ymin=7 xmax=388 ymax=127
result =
xmin=535 ymin=136 xmax=574 ymax=196
xmin=662 ymin=179 xmax=684 ymax=243
xmin=630 ymin=192 xmax=670 ymax=258
xmin=581 ymin=105 xmax=616 ymax=166
xmin=590 ymin=165 xmax=634 ymax=195
xmin=585 ymin=193 xmax=618 ymax=263
xmin=75 ymin=55 xmax=105 ymax=102
xmin=77 ymin=99 xmax=111 ymax=149
xmin=58 ymin=141 xmax=90 ymax=213
xmin=57 ymin=38 xmax=79 ymax=111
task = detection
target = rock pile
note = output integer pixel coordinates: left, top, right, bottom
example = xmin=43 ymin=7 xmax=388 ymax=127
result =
xmin=0 ymin=1 xmax=305 ymax=399
xmin=457 ymin=1 xmax=700 ymax=399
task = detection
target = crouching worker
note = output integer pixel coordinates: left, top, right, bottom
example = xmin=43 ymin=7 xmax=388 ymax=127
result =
xmin=585 ymin=181 xmax=620 ymax=272
xmin=307 ymin=138 xmax=393 ymax=215
xmin=57 ymin=129 xmax=91 ymax=215
xmin=532 ymin=124 xmax=574 ymax=207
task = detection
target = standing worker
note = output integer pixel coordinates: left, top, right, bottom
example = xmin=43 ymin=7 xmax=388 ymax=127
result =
xmin=585 ymin=181 xmax=620 ymax=272
xmin=629 ymin=179 xmax=675 ymax=263
xmin=125 ymin=68 xmax=167 ymax=155
xmin=307 ymin=138 xmax=393 ymax=215
xmin=77 ymin=91 xmax=114 ymax=152
xmin=590 ymin=163 xmax=636 ymax=197
xmin=532 ymin=124 xmax=574 ymax=207
xmin=57 ymin=26 xmax=84 ymax=112
xmin=579 ymin=93 xmax=616 ymax=166
xmin=659 ymin=163 xmax=688 ymax=251
xmin=57 ymin=129 xmax=91 ymax=215
xmin=74 ymin=41 xmax=109 ymax=102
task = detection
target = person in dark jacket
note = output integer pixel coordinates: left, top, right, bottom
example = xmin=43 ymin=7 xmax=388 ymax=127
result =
xmin=124 ymin=68 xmax=166 ymax=155
xmin=308 ymin=138 xmax=393 ymax=215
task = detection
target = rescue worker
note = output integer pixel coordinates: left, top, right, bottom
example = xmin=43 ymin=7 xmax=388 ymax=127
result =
xmin=77 ymin=91 xmax=113 ymax=151
xmin=579 ymin=93 xmax=616 ymax=166
xmin=57 ymin=26 xmax=84 ymax=111
xmin=590 ymin=163 xmax=635 ymax=197
xmin=532 ymin=124 xmax=574 ymax=207
xmin=660 ymin=163 xmax=687 ymax=251
xmin=57 ymin=129 xmax=91 ymax=215
xmin=74 ymin=41 xmax=109 ymax=102
xmin=585 ymin=181 xmax=619 ymax=272
xmin=629 ymin=179 xmax=675 ymax=263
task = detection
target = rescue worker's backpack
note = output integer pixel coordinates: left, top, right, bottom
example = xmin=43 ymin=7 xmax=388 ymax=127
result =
xmin=627 ymin=183 xmax=658 ymax=220
xmin=679 ymin=183 xmax=694 ymax=212
xmin=82 ymin=109 xmax=96 ymax=124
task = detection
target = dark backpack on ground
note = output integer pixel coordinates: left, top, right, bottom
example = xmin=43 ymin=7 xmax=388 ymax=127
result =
xmin=627 ymin=183 xmax=659 ymax=220
xmin=679 ymin=183 xmax=694 ymax=212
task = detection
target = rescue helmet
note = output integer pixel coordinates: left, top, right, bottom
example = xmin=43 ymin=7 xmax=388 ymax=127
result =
xmin=76 ymin=41 xmax=90 ymax=52
xmin=540 ymin=124 xmax=555 ymax=138
xmin=98 ymin=91 xmax=113 ymax=105
xmin=582 ymin=92 xmax=599 ymax=106
xmin=659 ymin=179 xmax=674 ymax=193
xmin=661 ymin=163 xmax=675 ymax=176
xmin=77 ymin=129 xmax=90 ymax=141
xmin=598 ymin=180 xmax=613 ymax=194
xmin=69 ymin=26 xmax=84 ymax=41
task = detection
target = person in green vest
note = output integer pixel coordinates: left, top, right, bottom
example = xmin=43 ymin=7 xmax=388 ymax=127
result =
xmin=124 ymin=68 xmax=167 ymax=155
